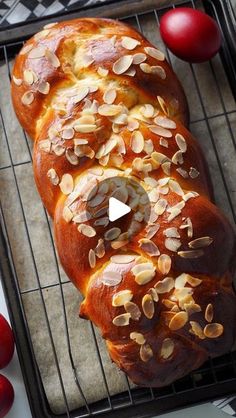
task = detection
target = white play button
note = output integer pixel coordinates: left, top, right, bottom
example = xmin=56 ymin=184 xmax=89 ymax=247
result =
xmin=108 ymin=197 xmax=131 ymax=222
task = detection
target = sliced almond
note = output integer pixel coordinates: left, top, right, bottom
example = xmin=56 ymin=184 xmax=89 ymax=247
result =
xmin=139 ymin=239 xmax=160 ymax=257
xmin=23 ymin=69 xmax=37 ymax=85
xmin=154 ymin=116 xmax=176 ymax=129
xmin=175 ymin=133 xmax=187 ymax=152
xmin=39 ymin=139 xmax=51 ymax=152
xmin=82 ymin=53 xmax=94 ymax=67
xmin=204 ymin=323 xmax=223 ymax=338
xmin=102 ymin=271 xmax=122 ymax=286
xmin=97 ymin=67 xmax=109 ymax=77
xmin=130 ymin=332 xmax=146 ymax=345
xmin=157 ymin=96 xmax=168 ymax=115
xmin=38 ymin=81 xmax=50 ymax=94
xmin=73 ymin=211 xmax=91 ymax=223
xmin=98 ymin=104 xmax=122 ymax=117
xmin=12 ymin=75 xmax=23 ymax=86
xmin=111 ymin=254 xmax=136 ymax=264
xmin=53 ymin=144 xmax=65 ymax=156
xmin=178 ymin=249 xmax=204 ymax=259
xmin=179 ymin=217 xmax=193 ymax=238
xmin=169 ymin=311 xmax=188 ymax=331
xmin=135 ymin=269 xmax=155 ymax=285
xmin=45 ymin=48 xmax=60 ymax=68
xmin=66 ymin=149 xmax=79 ymax=165
xmin=78 ymin=224 xmax=96 ymax=238
xmin=19 ymin=43 xmax=33 ymax=55
xmin=176 ymin=167 xmax=188 ymax=178
xmin=113 ymin=313 xmax=131 ymax=326
xmin=125 ymin=302 xmax=141 ymax=321
xmin=124 ymin=66 xmax=136 ymax=76
xmin=88 ymin=249 xmax=96 ymax=268
xmin=121 ymin=36 xmax=140 ymax=50
xmin=183 ymin=191 xmax=199 ymax=202
xmin=149 ymin=125 xmax=172 ymax=138
xmin=103 ymin=88 xmax=117 ymax=105
xmin=145 ymin=223 xmax=160 ymax=239
xmin=161 ymin=162 xmax=171 ymax=175
xmin=61 ymin=127 xmax=74 ymax=140
xmin=157 ymin=254 xmax=171 ymax=275
xmin=164 ymin=227 xmax=180 ymax=238
xmin=74 ymin=124 xmax=97 ymax=133
xmin=21 ymin=91 xmax=34 ymax=105
xmin=169 ymin=179 xmax=184 ymax=196
xmin=189 ymin=321 xmax=205 ymax=339
xmin=47 ymin=168 xmax=59 ymax=185
xmin=62 ymin=206 xmax=73 ymax=223
xmin=155 ymin=277 xmax=175 ymax=294
xmin=172 ymin=150 xmax=184 ymax=165
xmin=131 ymin=262 xmax=154 ymax=276
xmin=160 ymin=338 xmax=174 ymax=359
xmin=142 ymin=294 xmax=155 ymax=319
xmin=133 ymin=53 xmax=147 ymax=64
xmin=59 ymin=173 xmax=74 ymax=195
xmin=28 ymin=46 xmax=45 ymax=59
xmin=162 ymin=299 xmax=177 ymax=309
xmin=154 ymin=198 xmax=167 ymax=215
xmin=43 ymin=22 xmax=58 ymax=29
xmin=104 ymin=227 xmax=121 ymax=241
xmin=112 ymin=290 xmax=133 ymax=307
xmin=175 ymin=273 xmax=188 ymax=289
xmin=184 ymin=302 xmax=201 ymax=316
xmin=140 ymin=344 xmax=153 ymax=362
xmin=130 ymin=130 xmax=144 ymax=154
xmin=205 ymin=303 xmax=214 ymax=323
xmin=113 ymin=55 xmax=133 ymax=75
xmin=188 ymin=236 xmax=213 ymax=249
xmin=165 ymin=238 xmax=181 ymax=252
xmin=73 ymin=86 xmax=89 ymax=103
xmin=140 ymin=63 xmax=166 ymax=79
xmin=189 ymin=167 xmax=200 ymax=178
xmin=186 ymin=275 xmax=202 ymax=287
xmin=144 ymin=46 xmax=165 ymax=61
xmin=148 ymin=288 xmax=159 ymax=302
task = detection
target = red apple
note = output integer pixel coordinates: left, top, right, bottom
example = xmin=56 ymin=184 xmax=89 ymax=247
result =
xmin=0 ymin=375 xmax=14 ymax=417
xmin=0 ymin=315 xmax=15 ymax=369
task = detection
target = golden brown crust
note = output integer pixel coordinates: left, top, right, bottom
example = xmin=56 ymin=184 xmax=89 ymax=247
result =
xmin=11 ymin=17 xmax=236 ymax=388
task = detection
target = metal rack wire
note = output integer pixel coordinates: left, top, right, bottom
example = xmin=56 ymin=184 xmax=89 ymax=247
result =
xmin=0 ymin=1 xmax=236 ymax=417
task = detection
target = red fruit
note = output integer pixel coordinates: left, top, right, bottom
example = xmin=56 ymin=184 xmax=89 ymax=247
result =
xmin=0 ymin=315 xmax=14 ymax=369
xmin=160 ymin=7 xmax=221 ymax=63
xmin=0 ymin=375 xmax=14 ymax=417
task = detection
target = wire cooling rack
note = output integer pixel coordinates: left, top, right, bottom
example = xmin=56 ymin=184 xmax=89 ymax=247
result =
xmin=0 ymin=1 xmax=236 ymax=417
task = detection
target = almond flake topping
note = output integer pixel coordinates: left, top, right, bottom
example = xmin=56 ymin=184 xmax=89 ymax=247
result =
xmin=19 ymin=43 xmax=34 ymax=55
xmin=23 ymin=69 xmax=37 ymax=85
xmin=47 ymin=168 xmax=59 ymax=185
xmin=78 ymin=224 xmax=96 ymax=238
xmin=204 ymin=323 xmax=223 ymax=338
xmin=205 ymin=303 xmax=214 ymax=323
xmin=104 ymin=227 xmax=121 ymax=241
xmin=169 ymin=311 xmax=188 ymax=331
xmin=140 ymin=344 xmax=153 ymax=362
xmin=103 ymin=88 xmax=117 ymax=104
xmin=124 ymin=66 xmax=136 ymax=76
xmin=154 ymin=198 xmax=167 ymax=215
xmin=160 ymin=338 xmax=174 ymax=359
xmin=111 ymin=254 xmax=136 ymax=264
xmin=165 ymin=238 xmax=181 ymax=252
xmin=164 ymin=227 xmax=180 ymax=238
xmin=28 ymin=46 xmax=45 ymax=59
xmin=39 ymin=139 xmax=51 ymax=152
xmin=73 ymin=211 xmax=91 ymax=223
xmin=98 ymin=104 xmax=122 ymax=116
xmin=38 ymin=81 xmax=50 ymax=94
xmin=124 ymin=301 xmax=141 ymax=320
xmin=88 ymin=249 xmax=96 ymax=268
xmin=142 ymin=294 xmax=155 ymax=319
xmin=21 ymin=91 xmax=34 ymax=105
xmin=61 ymin=127 xmax=74 ymax=140
xmin=113 ymin=313 xmax=131 ymax=326
xmin=134 ymin=269 xmax=156 ymax=286
xmin=149 ymin=125 xmax=172 ymax=138
xmin=131 ymin=130 xmax=144 ymax=153
xmin=179 ymin=217 xmax=193 ymax=238
xmin=157 ymin=96 xmax=168 ymax=115
xmin=12 ymin=75 xmax=23 ymax=86
xmin=133 ymin=53 xmax=147 ymax=64
xmin=145 ymin=223 xmax=160 ymax=239
xmin=189 ymin=321 xmax=205 ymax=339
xmin=175 ymin=133 xmax=187 ymax=152
xmin=112 ymin=290 xmax=133 ymax=307
xmin=140 ymin=63 xmax=166 ymax=79
xmin=189 ymin=167 xmax=200 ymax=178
xmin=155 ymin=277 xmax=175 ymax=294
xmin=176 ymin=167 xmax=188 ymax=178
xmin=154 ymin=116 xmax=176 ymax=129
xmin=139 ymin=239 xmax=160 ymax=257
xmin=113 ymin=55 xmax=133 ymax=75
xmin=97 ymin=67 xmax=109 ymax=76
xmin=121 ymin=36 xmax=140 ymax=50
xmin=102 ymin=271 xmax=122 ymax=286
xmin=148 ymin=287 xmax=159 ymax=302
xmin=130 ymin=332 xmax=146 ymax=345
xmin=131 ymin=262 xmax=154 ymax=276
xmin=45 ymin=48 xmax=60 ymax=68
xmin=172 ymin=150 xmax=184 ymax=165
xmin=144 ymin=46 xmax=165 ymax=61
xmin=62 ymin=206 xmax=74 ymax=224
xmin=59 ymin=173 xmax=74 ymax=195
xmin=158 ymin=254 xmax=171 ymax=275
xmin=177 ymin=250 xmax=204 ymax=259
xmin=188 ymin=236 xmax=213 ymax=249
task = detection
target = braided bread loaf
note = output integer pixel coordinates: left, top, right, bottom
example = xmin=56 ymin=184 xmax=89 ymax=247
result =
xmin=11 ymin=18 xmax=236 ymax=387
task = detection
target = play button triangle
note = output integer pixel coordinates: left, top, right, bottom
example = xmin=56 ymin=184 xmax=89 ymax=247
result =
xmin=108 ymin=197 xmax=131 ymax=222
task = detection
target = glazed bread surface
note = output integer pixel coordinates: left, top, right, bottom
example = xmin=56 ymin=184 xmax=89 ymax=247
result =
xmin=11 ymin=17 xmax=236 ymax=387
